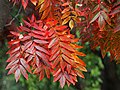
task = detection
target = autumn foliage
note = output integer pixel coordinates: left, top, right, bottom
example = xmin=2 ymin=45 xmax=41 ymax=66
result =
xmin=6 ymin=0 xmax=120 ymax=88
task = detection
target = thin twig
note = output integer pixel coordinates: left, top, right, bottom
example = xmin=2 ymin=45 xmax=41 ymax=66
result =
xmin=5 ymin=5 xmax=22 ymax=27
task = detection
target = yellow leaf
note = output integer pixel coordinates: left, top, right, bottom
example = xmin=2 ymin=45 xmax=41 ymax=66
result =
xmin=62 ymin=17 xmax=71 ymax=25
xmin=38 ymin=0 xmax=44 ymax=5
xmin=71 ymin=11 xmax=78 ymax=16
xmin=69 ymin=19 xmax=74 ymax=29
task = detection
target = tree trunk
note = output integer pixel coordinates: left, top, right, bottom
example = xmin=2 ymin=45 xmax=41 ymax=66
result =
xmin=92 ymin=49 xmax=120 ymax=90
xmin=0 ymin=0 xmax=10 ymax=47
xmin=101 ymin=56 xmax=120 ymax=90
xmin=0 ymin=0 xmax=10 ymax=32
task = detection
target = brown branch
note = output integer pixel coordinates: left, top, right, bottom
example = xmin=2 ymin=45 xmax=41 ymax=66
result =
xmin=5 ymin=5 xmax=22 ymax=27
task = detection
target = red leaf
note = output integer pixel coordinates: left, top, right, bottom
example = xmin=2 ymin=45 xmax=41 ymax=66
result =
xmin=19 ymin=65 xmax=28 ymax=80
xmin=24 ymin=41 xmax=33 ymax=50
xmin=20 ymin=58 xmax=31 ymax=73
xmin=60 ymin=59 xmax=66 ymax=72
xmin=6 ymin=59 xmax=19 ymax=69
xmin=59 ymin=75 xmax=66 ymax=88
xmin=36 ymin=51 xmax=50 ymax=66
xmin=15 ymin=68 xmax=21 ymax=82
xmin=22 ymin=0 xmax=28 ymax=9
xmin=26 ymin=45 xmax=35 ymax=54
xmin=11 ymin=46 xmax=20 ymax=54
xmin=35 ymin=45 xmax=50 ymax=55
xmin=21 ymin=36 xmax=31 ymax=41
xmin=51 ymin=44 xmax=59 ymax=55
xmin=32 ymin=30 xmax=45 ymax=36
xmin=8 ymin=40 xmax=20 ymax=45
xmin=62 ymin=54 xmax=74 ymax=65
xmin=50 ymin=50 xmax=60 ymax=61
xmin=23 ymin=20 xmax=31 ymax=27
xmin=19 ymin=26 xmax=31 ymax=32
xmin=10 ymin=31 xmax=20 ymax=37
xmin=64 ymin=71 xmax=74 ymax=84
xmin=48 ymin=37 xmax=59 ymax=48
xmin=35 ymin=55 xmax=40 ymax=67
xmin=30 ymin=33 xmax=45 ymax=39
xmin=45 ymin=68 xmax=50 ymax=78
xmin=55 ymin=26 xmax=68 ymax=31
xmin=52 ymin=56 xmax=60 ymax=68
xmin=66 ymin=65 xmax=71 ymax=74
xmin=34 ymin=39 xmax=48 ymax=44
xmin=53 ymin=68 xmax=61 ymax=77
xmin=53 ymin=72 xmax=62 ymax=82
xmin=60 ymin=42 xmax=75 ymax=52
xmin=39 ymin=70 xmax=44 ymax=80
xmin=61 ymin=48 xmax=73 ymax=59
xmin=60 ymin=36 xmax=71 ymax=42
xmin=6 ymin=52 xmax=20 ymax=62
xmin=8 ymin=64 xmax=18 ymax=75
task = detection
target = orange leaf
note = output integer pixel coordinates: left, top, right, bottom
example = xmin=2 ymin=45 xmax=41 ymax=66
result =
xmin=41 ymin=7 xmax=51 ymax=19
xmin=60 ymin=42 xmax=75 ymax=52
xmin=61 ymin=12 xmax=70 ymax=19
xmin=62 ymin=7 xmax=70 ymax=13
xmin=75 ymin=69 xmax=85 ymax=78
xmin=39 ymin=0 xmax=50 ymax=13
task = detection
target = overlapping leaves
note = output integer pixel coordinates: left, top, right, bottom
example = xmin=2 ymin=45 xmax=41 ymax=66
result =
xmin=6 ymin=15 xmax=86 ymax=88
xmin=61 ymin=1 xmax=81 ymax=29
xmin=46 ymin=19 xmax=86 ymax=88
xmin=6 ymin=15 xmax=51 ymax=82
